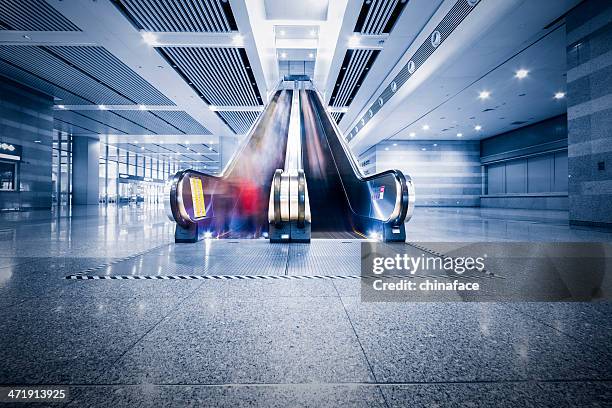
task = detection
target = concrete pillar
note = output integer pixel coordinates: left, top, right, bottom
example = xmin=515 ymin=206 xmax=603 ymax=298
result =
xmin=71 ymin=136 xmax=99 ymax=205
xmin=566 ymin=0 xmax=612 ymax=228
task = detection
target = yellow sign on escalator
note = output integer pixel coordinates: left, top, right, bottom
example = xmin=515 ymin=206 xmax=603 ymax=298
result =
xmin=190 ymin=177 xmax=206 ymax=218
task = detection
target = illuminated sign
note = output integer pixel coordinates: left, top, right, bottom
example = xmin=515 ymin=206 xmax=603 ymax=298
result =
xmin=0 ymin=143 xmax=22 ymax=161
xmin=189 ymin=177 xmax=206 ymax=218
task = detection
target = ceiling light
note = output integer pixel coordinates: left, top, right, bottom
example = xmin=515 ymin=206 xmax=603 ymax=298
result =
xmin=392 ymin=143 xmax=397 ymax=146
xmin=57 ymin=104 xmax=65 ymax=109
xmin=140 ymin=146 xmax=144 ymax=150
xmin=159 ymin=141 xmax=164 ymax=144
xmin=141 ymin=32 xmax=157 ymax=45
xmin=185 ymin=141 xmax=189 ymax=144
xmin=348 ymin=34 xmax=360 ymax=48
xmin=409 ymin=132 xmax=416 ymax=137
xmin=139 ymin=105 xmax=146 ymax=110
xmin=478 ymin=91 xmax=490 ymax=100
xmin=133 ymin=141 xmax=138 ymax=144
xmin=433 ymin=143 xmax=438 ymax=146
xmin=310 ymin=29 xmax=317 ymax=37
xmin=309 ymin=53 xmax=314 ymax=58
xmin=232 ymin=34 xmax=244 ymax=45
xmin=280 ymin=52 xmax=287 ymax=59
xmin=98 ymin=104 xmax=107 ymax=110
xmin=384 ymin=147 xmax=389 ymax=151
xmin=456 ymin=133 xmax=463 ymax=137
xmin=554 ymin=92 xmax=565 ymax=99
xmin=515 ymin=69 xmax=529 ymax=79
xmin=474 ymin=125 xmax=482 ymax=131
xmin=422 ymin=124 xmax=430 ymax=130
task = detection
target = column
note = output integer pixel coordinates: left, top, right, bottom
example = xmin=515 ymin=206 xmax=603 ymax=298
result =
xmin=71 ymin=137 xmax=100 ymax=205
xmin=566 ymin=0 xmax=612 ymax=227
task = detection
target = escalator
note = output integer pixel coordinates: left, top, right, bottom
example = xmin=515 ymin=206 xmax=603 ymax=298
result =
xmin=165 ymin=88 xmax=292 ymax=242
xmin=300 ymin=90 xmax=356 ymax=238
xmin=167 ymin=83 xmax=414 ymax=243
xmin=267 ymin=87 xmax=414 ymax=242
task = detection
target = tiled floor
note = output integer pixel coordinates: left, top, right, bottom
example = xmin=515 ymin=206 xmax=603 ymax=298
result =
xmin=0 ymin=204 xmax=611 ymax=407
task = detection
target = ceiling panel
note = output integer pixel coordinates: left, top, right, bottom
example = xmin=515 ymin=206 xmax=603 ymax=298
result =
xmin=217 ymin=111 xmax=260 ymax=135
xmin=0 ymin=46 xmax=131 ymax=105
xmin=114 ymin=0 xmax=237 ymax=32
xmin=48 ymin=46 xmax=175 ymax=106
xmin=161 ymin=47 xmax=262 ymax=106
xmin=354 ymin=0 xmax=409 ymax=34
xmin=330 ymin=49 xmax=380 ymax=108
xmin=154 ymin=111 xmax=210 ymax=134
xmin=0 ymin=0 xmax=81 ymax=31
xmin=0 ymin=61 xmax=90 ymax=105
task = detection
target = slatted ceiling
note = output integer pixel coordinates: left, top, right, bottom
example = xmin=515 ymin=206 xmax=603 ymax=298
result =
xmin=329 ymin=49 xmax=380 ymax=108
xmin=0 ymin=0 xmax=81 ymax=31
xmin=115 ymin=0 xmax=236 ymax=32
xmin=112 ymin=110 xmax=185 ymax=134
xmin=54 ymin=110 xmax=129 ymax=135
xmin=48 ymin=46 xmax=174 ymax=106
xmin=154 ymin=111 xmax=210 ymax=134
xmin=53 ymin=119 xmax=96 ymax=136
xmin=354 ymin=0 xmax=407 ymax=34
xmin=0 ymin=61 xmax=91 ymax=105
xmin=77 ymin=110 xmax=163 ymax=134
xmin=162 ymin=47 xmax=260 ymax=107
xmin=217 ymin=111 xmax=260 ymax=135
xmin=0 ymin=46 xmax=131 ymax=105
xmin=331 ymin=112 xmax=344 ymax=123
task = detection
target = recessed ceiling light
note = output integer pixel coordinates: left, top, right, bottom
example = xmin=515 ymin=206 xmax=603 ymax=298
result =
xmin=57 ymin=104 xmax=65 ymax=109
xmin=421 ymin=148 xmax=427 ymax=151
xmin=515 ymin=69 xmax=529 ymax=79
xmin=554 ymin=91 xmax=565 ymax=99
xmin=422 ymin=124 xmax=430 ymax=130
xmin=433 ymin=143 xmax=438 ymax=146
xmin=98 ymin=104 xmax=107 ymax=110
xmin=392 ymin=143 xmax=397 ymax=146
xmin=280 ymin=52 xmax=287 ymax=59
xmin=232 ymin=34 xmax=244 ymax=45
xmin=141 ymin=32 xmax=157 ymax=45
xmin=456 ymin=133 xmax=463 ymax=137
xmin=409 ymin=132 xmax=416 ymax=137
xmin=139 ymin=105 xmax=146 ymax=110
xmin=474 ymin=125 xmax=482 ymax=131
xmin=309 ymin=53 xmax=314 ymax=58
xmin=478 ymin=91 xmax=490 ymax=100
xmin=384 ymin=147 xmax=389 ymax=151
xmin=34 ymin=140 xmax=41 ymax=143
xmin=348 ymin=34 xmax=360 ymax=47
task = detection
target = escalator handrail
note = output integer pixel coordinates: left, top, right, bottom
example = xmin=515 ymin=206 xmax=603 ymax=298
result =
xmin=308 ymin=89 xmax=414 ymax=226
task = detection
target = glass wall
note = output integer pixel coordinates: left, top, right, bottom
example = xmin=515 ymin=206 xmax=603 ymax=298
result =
xmin=52 ymin=131 xmax=72 ymax=205
xmin=99 ymin=144 xmax=177 ymax=205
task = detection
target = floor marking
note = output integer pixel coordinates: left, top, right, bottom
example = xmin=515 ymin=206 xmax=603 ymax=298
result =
xmin=65 ymin=273 xmax=504 ymax=281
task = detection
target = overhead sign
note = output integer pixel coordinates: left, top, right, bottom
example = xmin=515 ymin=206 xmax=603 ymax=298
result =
xmin=0 ymin=143 xmax=22 ymax=161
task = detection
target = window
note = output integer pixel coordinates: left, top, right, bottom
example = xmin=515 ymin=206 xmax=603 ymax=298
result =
xmin=0 ymin=161 xmax=16 ymax=191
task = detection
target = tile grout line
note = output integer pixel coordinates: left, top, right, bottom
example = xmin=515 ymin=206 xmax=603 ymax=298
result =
xmin=331 ymin=280 xmax=391 ymax=408
xmin=507 ymin=303 xmax=612 ymax=361
xmin=88 ymin=279 xmax=208 ymax=384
